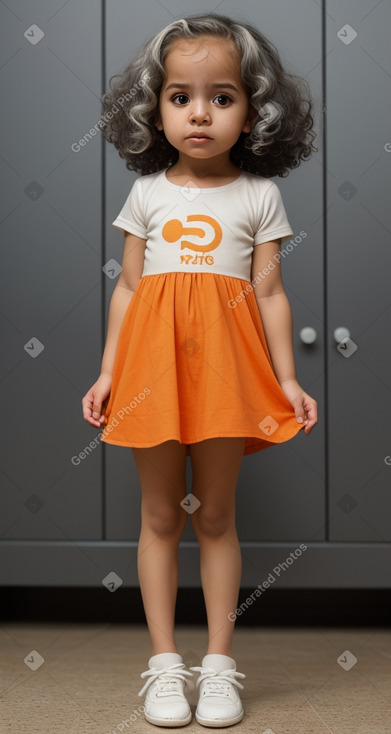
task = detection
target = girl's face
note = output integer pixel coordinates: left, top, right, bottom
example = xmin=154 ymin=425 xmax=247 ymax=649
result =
xmin=155 ymin=35 xmax=257 ymax=164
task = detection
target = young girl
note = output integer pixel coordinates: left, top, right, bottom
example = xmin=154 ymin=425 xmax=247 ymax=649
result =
xmin=82 ymin=12 xmax=318 ymax=728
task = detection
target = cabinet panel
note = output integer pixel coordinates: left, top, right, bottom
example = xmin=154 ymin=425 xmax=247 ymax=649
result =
xmin=326 ymin=0 xmax=391 ymax=540
xmin=104 ymin=0 xmax=173 ymax=540
xmin=104 ymin=0 xmax=325 ymax=542
xmin=0 ymin=0 xmax=103 ymax=540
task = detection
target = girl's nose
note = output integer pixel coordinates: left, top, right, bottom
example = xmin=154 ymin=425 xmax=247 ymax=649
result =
xmin=190 ymin=101 xmax=210 ymax=124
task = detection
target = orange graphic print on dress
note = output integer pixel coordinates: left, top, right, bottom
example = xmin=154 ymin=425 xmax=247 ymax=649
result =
xmin=162 ymin=215 xmax=222 ymax=265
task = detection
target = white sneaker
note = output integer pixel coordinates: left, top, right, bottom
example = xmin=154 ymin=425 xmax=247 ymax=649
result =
xmin=138 ymin=652 xmax=194 ymax=727
xmin=190 ymin=654 xmax=246 ymax=728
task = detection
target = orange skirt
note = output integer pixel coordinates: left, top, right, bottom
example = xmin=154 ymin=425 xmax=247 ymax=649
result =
xmin=100 ymin=272 xmax=304 ymax=456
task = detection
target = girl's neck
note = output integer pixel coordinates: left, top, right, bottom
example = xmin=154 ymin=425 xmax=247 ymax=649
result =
xmin=166 ymin=155 xmax=242 ymax=187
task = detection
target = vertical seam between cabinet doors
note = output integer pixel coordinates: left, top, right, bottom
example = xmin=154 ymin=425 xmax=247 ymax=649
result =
xmin=322 ymin=0 xmax=329 ymax=541
xmin=101 ymin=0 xmax=107 ymax=540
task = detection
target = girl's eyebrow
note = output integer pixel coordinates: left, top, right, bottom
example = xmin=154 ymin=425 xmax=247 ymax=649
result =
xmin=164 ymin=82 xmax=240 ymax=92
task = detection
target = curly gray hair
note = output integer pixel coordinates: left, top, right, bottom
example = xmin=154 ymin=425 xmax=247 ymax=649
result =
xmin=101 ymin=13 xmax=318 ymax=177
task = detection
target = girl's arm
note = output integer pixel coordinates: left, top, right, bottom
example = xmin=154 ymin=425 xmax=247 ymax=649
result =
xmin=82 ymin=231 xmax=147 ymax=428
xmin=251 ymin=239 xmax=297 ymax=386
xmin=100 ymin=231 xmax=147 ymax=376
xmin=100 ymin=285 xmax=135 ymax=376
xmin=251 ymin=239 xmax=318 ymax=434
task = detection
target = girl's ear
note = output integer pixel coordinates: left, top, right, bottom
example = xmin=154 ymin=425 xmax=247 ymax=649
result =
xmin=155 ymin=115 xmax=163 ymax=131
xmin=242 ymin=104 xmax=258 ymax=134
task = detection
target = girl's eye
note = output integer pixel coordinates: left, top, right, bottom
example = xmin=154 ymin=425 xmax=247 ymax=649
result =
xmin=213 ymin=94 xmax=232 ymax=106
xmin=171 ymin=93 xmax=232 ymax=106
xmin=172 ymin=94 xmax=189 ymax=105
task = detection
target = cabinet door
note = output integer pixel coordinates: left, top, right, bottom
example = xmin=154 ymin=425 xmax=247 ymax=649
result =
xmin=230 ymin=2 xmax=325 ymax=543
xmin=104 ymin=1 xmax=176 ymax=540
xmin=326 ymin=0 xmax=391 ymax=541
xmin=104 ymin=1 xmax=325 ymax=545
xmin=0 ymin=0 xmax=103 ymax=542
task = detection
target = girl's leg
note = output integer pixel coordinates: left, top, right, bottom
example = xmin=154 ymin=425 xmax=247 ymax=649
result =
xmin=132 ymin=439 xmax=188 ymax=657
xmin=188 ymin=437 xmax=246 ymax=658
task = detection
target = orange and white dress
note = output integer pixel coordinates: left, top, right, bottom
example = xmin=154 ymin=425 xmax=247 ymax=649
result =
xmin=100 ymin=167 xmax=304 ymax=456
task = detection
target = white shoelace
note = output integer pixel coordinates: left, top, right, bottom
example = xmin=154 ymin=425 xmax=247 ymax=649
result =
xmin=189 ymin=665 xmax=246 ymax=697
xmin=138 ymin=661 xmax=194 ymax=698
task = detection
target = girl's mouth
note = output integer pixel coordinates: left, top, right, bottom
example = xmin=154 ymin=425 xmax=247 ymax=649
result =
xmin=186 ymin=136 xmax=213 ymax=143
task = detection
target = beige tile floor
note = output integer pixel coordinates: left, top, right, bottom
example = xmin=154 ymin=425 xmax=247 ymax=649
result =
xmin=1 ymin=623 xmax=390 ymax=733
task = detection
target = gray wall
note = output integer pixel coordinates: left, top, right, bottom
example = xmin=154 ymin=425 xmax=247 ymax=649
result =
xmin=1 ymin=0 xmax=390 ymax=588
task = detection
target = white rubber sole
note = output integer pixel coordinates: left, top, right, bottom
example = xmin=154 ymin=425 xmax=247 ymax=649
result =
xmin=144 ymin=710 xmax=192 ymax=727
xmin=195 ymin=710 xmax=244 ymax=727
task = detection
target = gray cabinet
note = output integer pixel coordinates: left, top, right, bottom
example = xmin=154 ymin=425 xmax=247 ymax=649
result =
xmin=0 ymin=0 xmax=103 ymax=549
xmin=326 ymin=3 xmax=391 ymax=544
xmin=1 ymin=0 xmax=390 ymax=587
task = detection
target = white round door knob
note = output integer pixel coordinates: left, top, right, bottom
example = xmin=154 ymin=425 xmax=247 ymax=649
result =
xmin=333 ymin=327 xmax=351 ymax=343
xmin=300 ymin=327 xmax=317 ymax=344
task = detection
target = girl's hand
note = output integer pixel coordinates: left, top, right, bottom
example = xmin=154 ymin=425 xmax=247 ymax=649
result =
xmin=279 ymin=379 xmax=318 ymax=435
xmin=81 ymin=372 xmax=112 ymax=428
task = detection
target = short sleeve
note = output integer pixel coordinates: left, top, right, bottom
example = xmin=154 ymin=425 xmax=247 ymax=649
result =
xmin=254 ymin=182 xmax=293 ymax=245
xmin=112 ymin=178 xmax=147 ymax=239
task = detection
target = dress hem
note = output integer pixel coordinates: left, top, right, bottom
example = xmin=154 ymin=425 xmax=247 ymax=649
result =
xmin=99 ymin=424 xmax=304 ymax=455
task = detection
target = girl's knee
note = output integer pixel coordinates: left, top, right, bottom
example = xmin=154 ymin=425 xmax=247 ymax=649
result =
xmin=142 ymin=503 xmax=186 ymax=536
xmin=191 ymin=506 xmax=235 ymax=537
